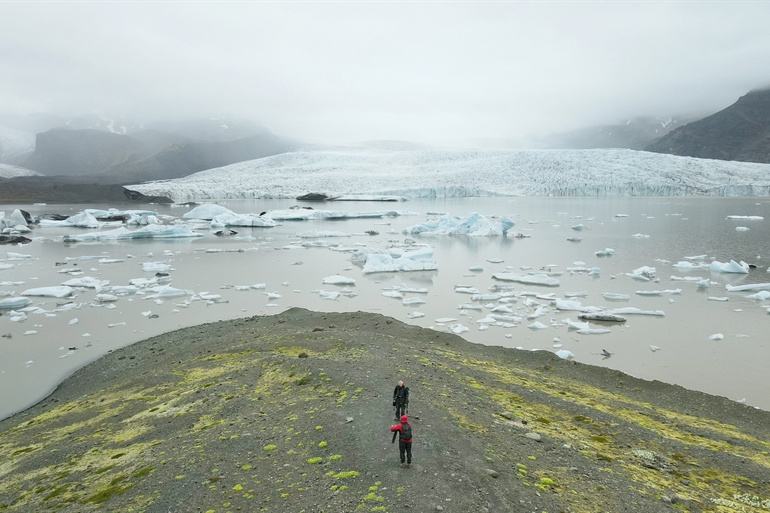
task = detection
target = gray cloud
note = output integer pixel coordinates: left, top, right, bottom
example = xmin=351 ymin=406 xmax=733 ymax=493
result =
xmin=1 ymin=2 xmax=769 ymax=145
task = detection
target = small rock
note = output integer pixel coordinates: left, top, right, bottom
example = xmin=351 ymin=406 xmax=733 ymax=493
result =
xmin=524 ymin=432 xmax=542 ymax=442
xmin=562 ymin=444 xmax=572 ymax=449
xmin=298 ymin=352 xmax=308 ymax=358
xmin=500 ymin=412 xmax=514 ymax=420
xmin=312 ymin=327 xmax=324 ymax=332
xmin=484 ymin=469 xmax=499 ymax=478
xmin=661 ymin=496 xmax=672 ymax=504
xmin=436 ymin=506 xmax=444 ymax=511
xmin=346 ymin=417 xmax=354 ymax=423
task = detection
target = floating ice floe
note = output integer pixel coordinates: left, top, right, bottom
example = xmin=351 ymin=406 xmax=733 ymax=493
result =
xmin=145 ymin=285 xmax=191 ymax=298
xmin=709 ymin=333 xmax=725 ymax=340
xmin=403 ymin=212 xmax=514 ymax=237
xmin=143 ymin=262 xmax=173 ymax=273
xmin=38 ymin=211 xmax=101 ymax=228
xmin=359 ymin=248 xmax=438 ymax=274
xmin=62 ymin=276 xmax=109 ymax=289
xmin=297 ymin=230 xmax=350 ymax=238
xmin=726 ymin=215 xmax=763 ymax=220
xmin=455 ymin=286 xmax=480 ymax=294
xmin=696 ymin=279 xmax=710 ymax=288
xmin=469 ymin=265 xmax=484 ymax=272
xmin=725 ymin=282 xmax=770 ymax=292
xmin=564 ymin=318 xmax=589 ymax=330
xmin=95 ymin=294 xmax=119 ymax=302
xmin=406 ymin=312 xmax=425 ymax=319
xmin=636 ymin=290 xmax=661 ymax=296
xmin=21 ymin=286 xmax=73 ymax=298
xmin=528 ymin=321 xmax=547 ymax=330
xmin=709 ymin=260 xmax=749 ymax=274
xmin=0 ymin=297 xmax=32 ymax=309
xmin=708 ymin=297 xmax=729 ymax=302
xmin=492 ymin=273 xmax=559 ymax=287
xmin=673 ymin=261 xmax=707 ymax=270
xmin=449 ymin=324 xmax=469 ymax=334
xmin=649 ymin=345 xmax=661 ymax=352
xmin=63 ymin=224 xmax=203 ymax=242
xmin=210 ymin=212 xmax=277 ymax=228
xmin=403 ymin=297 xmax=426 ymax=305
xmin=182 ymin=204 xmax=234 ymax=220
xmin=555 ymin=349 xmax=575 ymax=360
xmin=671 ymin=276 xmax=704 ymax=282
xmin=595 ymin=248 xmax=614 ymax=257
xmin=554 ymin=299 xmax=600 ymax=312
xmin=607 ymin=307 xmax=665 ymax=316
xmin=746 ymin=291 xmax=770 ymax=300
xmin=577 ymin=328 xmax=611 ymax=335
xmin=318 ymin=290 xmax=340 ymax=300
xmin=736 ymin=227 xmax=749 ymax=231
xmin=572 ymin=224 xmax=584 ymax=231
xmin=322 ymin=275 xmax=356 ymax=285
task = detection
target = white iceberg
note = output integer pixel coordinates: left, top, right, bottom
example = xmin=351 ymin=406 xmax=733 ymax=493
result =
xmin=726 ymin=215 xmax=763 ymax=220
xmin=361 ymin=248 xmax=438 ymax=274
xmin=297 ymin=230 xmax=350 ymax=238
xmin=183 ymin=204 xmax=234 ymax=220
xmin=555 ymin=349 xmax=575 ymax=360
xmin=323 ymin=275 xmax=356 ymax=285
xmin=455 ymin=287 xmax=480 ymax=294
xmin=0 ymin=297 xmax=32 ymax=309
xmin=492 ymin=273 xmax=560 ymax=287
xmin=527 ymin=321 xmax=548 ymax=330
xmin=673 ymin=261 xmax=707 ymax=270
xmin=403 ymin=212 xmax=514 ymax=237
xmin=145 ymin=285 xmax=191 ymax=298
xmin=709 ymin=333 xmax=725 ymax=340
xmin=746 ymin=291 xmax=770 ymax=300
xmin=576 ymin=328 xmax=611 ymax=335
xmin=449 ymin=324 xmax=469 ymax=334
xmin=210 ymin=212 xmax=277 ymax=228
xmin=709 ymin=260 xmax=749 ymax=274
xmin=143 ymin=262 xmax=173 ymax=273
xmin=403 ymin=297 xmax=426 ymax=305
xmin=61 ymin=276 xmax=109 ymax=289
xmin=21 ymin=286 xmax=73 ymax=298
xmin=726 ymin=283 xmax=770 ymax=292
xmin=607 ymin=307 xmax=665 ymax=316
xmin=319 ymin=290 xmax=340 ymax=300
xmin=603 ymin=293 xmax=630 ymax=300
xmin=38 ymin=211 xmax=101 ymax=229
xmin=63 ymin=224 xmax=203 ymax=242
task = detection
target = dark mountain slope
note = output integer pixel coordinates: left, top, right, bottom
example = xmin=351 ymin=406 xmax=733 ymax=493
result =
xmin=100 ymin=131 xmax=297 ymax=184
xmin=645 ymin=88 xmax=770 ymax=163
xmin=23 ymin=128 xmax=148 ymax=176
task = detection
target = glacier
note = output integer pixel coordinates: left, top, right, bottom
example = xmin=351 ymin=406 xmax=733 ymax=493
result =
xmin=128 ymin=148 xmax=770 ymax=201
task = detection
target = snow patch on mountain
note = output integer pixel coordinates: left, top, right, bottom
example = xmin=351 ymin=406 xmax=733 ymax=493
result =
xmin=129 ymin=148 xmax=770 ymax=202
xmin=0 ymin=163 xmax=40 ymax=178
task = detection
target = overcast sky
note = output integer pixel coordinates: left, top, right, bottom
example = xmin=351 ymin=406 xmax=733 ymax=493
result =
xmin=1 ymin=1 xmax=769 ymax=145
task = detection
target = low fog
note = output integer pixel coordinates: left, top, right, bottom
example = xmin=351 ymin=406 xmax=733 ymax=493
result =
xmin=1 ymin=2 xmax=769 ymax=146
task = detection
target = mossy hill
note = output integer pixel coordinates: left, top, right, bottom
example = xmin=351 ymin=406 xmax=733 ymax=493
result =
xmin=646 ymin=88 xmax=770 ymax=164
xmin=1 ymin=308 xmax=769 ymax=512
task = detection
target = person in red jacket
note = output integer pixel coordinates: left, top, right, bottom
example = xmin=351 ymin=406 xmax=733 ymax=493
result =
xmin=389 ymin=414 xmax=413 ymax=467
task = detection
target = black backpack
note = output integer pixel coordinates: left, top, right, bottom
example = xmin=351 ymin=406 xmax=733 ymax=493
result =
xmin=400 ymin=422 xmax=412 ymax=440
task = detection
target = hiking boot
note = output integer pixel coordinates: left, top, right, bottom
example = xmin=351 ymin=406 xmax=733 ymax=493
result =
xmin=399 ymin=463 xmax=406 ymax=468
xmin=406 ymin=463 xmax=412 ymax=468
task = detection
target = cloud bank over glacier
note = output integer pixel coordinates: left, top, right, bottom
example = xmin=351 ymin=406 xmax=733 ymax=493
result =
xmin=130 ymin=149 xmax=770 ymax=202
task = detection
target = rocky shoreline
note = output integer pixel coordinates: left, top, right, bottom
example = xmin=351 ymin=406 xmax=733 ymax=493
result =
xmin=1 ymin=308 xmax=769 ymax=512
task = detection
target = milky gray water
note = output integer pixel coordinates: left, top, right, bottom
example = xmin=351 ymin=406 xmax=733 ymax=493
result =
xmin=1 ymin=196 xmax=769 ymax=419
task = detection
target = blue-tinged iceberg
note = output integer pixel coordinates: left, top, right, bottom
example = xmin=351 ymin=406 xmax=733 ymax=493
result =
xmin=63 ymin=224 xmax=203 ymax=242
xmin=404 ymin=213 xmax=514 ymax=236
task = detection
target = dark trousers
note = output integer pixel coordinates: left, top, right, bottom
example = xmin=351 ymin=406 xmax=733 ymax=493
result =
xmin=395 ymin=401 xmax=407 ymax=419
xmin=399 ymin=440 xmax=412 ymax=464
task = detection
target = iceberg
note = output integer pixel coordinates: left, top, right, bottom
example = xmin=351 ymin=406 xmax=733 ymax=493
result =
xmin=21 ymin=286 xmax=73 ymax=298
xmin=183 ymin=204 xmax=234 ymax=220
xmin=527 ymin=321 xmax=547 ymax=329
xmin=603 ymin=293 xmax=630 ymax=300
xmin=565 ymin=318 xmax=590 ymax=330
xmin=296 ymin=230 xmax=350 ymax=238
xmin=709 ymin=260 xmax=749 ymax=274
xmin=143 ymin=262 xmax=173 ymax=273
xmin=0 ymin=297 xmax=32 ymax=309
xmin=403 ymin=212 xmax=514 ymax=236
xmin=38 ymin=211 xmax=101 ymax=229
xmin=318 ymin=290 xmax=340 ymax=300
xmin=145 ymin=285 xmax=191 ymax=298
xmin=403 ymin=297 xmax=426 ymax=305
xmin=361 ymin=248 xmax=438 ymax=274
xmin=210 ymin=212 xmax=277 ymax=228
xmin=555 ymin=349 xmax=575 ymax=359
xmin=577 ymin=328 xmax=611 ymax=335
xmin=607 ymin=307 xmax=665 ymax=316
xmin=746 ymin=291 xmax=770 ymax=300
xmin=266 ymin=209 xmax=412 ymax=221
xmin=61 ymin=276 xmax=109 ymax=289
xmin=726 ymin=215 xmax=763 ymax=220
xmin=578 ymin=313 xmax=626 ymax=322
xmin=673 ymin=261 xmax=707 ymax=270
xmin=492 ymin=273 xmax=560 ymax=287
xmin=323 ymin=275 xmax=356 ymax=285
xmin=63 ymin=224 xmax=203 ymax=242
xmin=725 ymin=282 xmax=770 ymax=292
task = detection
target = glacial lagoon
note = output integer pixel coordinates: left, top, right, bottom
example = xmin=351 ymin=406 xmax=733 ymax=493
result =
xmin=1 ymin=195 xmax=769 ymax=419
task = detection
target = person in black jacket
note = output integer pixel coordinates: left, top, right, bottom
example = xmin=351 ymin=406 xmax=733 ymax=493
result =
xmin=393 ymin=380 xmax=409 ymax=420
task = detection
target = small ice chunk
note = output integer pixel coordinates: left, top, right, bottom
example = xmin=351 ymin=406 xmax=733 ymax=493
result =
xmin=319 ymin=290 xmax=340 ymax=300
xmin=736 ymin=226 xmax=749 ymax=231
xmin=23 ymin=330 xmax=38 ymax=336
xmin=69 ymin=318 xmax=79 ymax=325
xmin=436 ymin=318 xmax=458 ymax=323
xmin=403 ymin=297 xmax=426 ymax=305
xmin=527 ymin=321 xmax=547 ymax=330
xmin=708 ymin=297 xmax=729 ymax=302
xmin=406 ymin=312 xmax=425 ymax=319
xmin=709 ymin=333 xmax=724 ymax=340
xmin=449 ymin=324 xmax=469 ymax=334
xmin=108 ymin=322 xmax=126 ymax=328
xmin=323 ymin=275 xmax=356 ymax=285
xmin=469 ymin=266 xmax=484 ymax=272
xmin=555 ymin=349 xmax=575 ymax=360
xmin=649 ymin=345 xmax=661 ymax=352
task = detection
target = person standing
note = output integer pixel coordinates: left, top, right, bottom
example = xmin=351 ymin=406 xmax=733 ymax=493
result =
xmin=393 ymin=380 xmax=409 ymax=420
xmin=390 ymin=414 xmax=413 ymax=467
